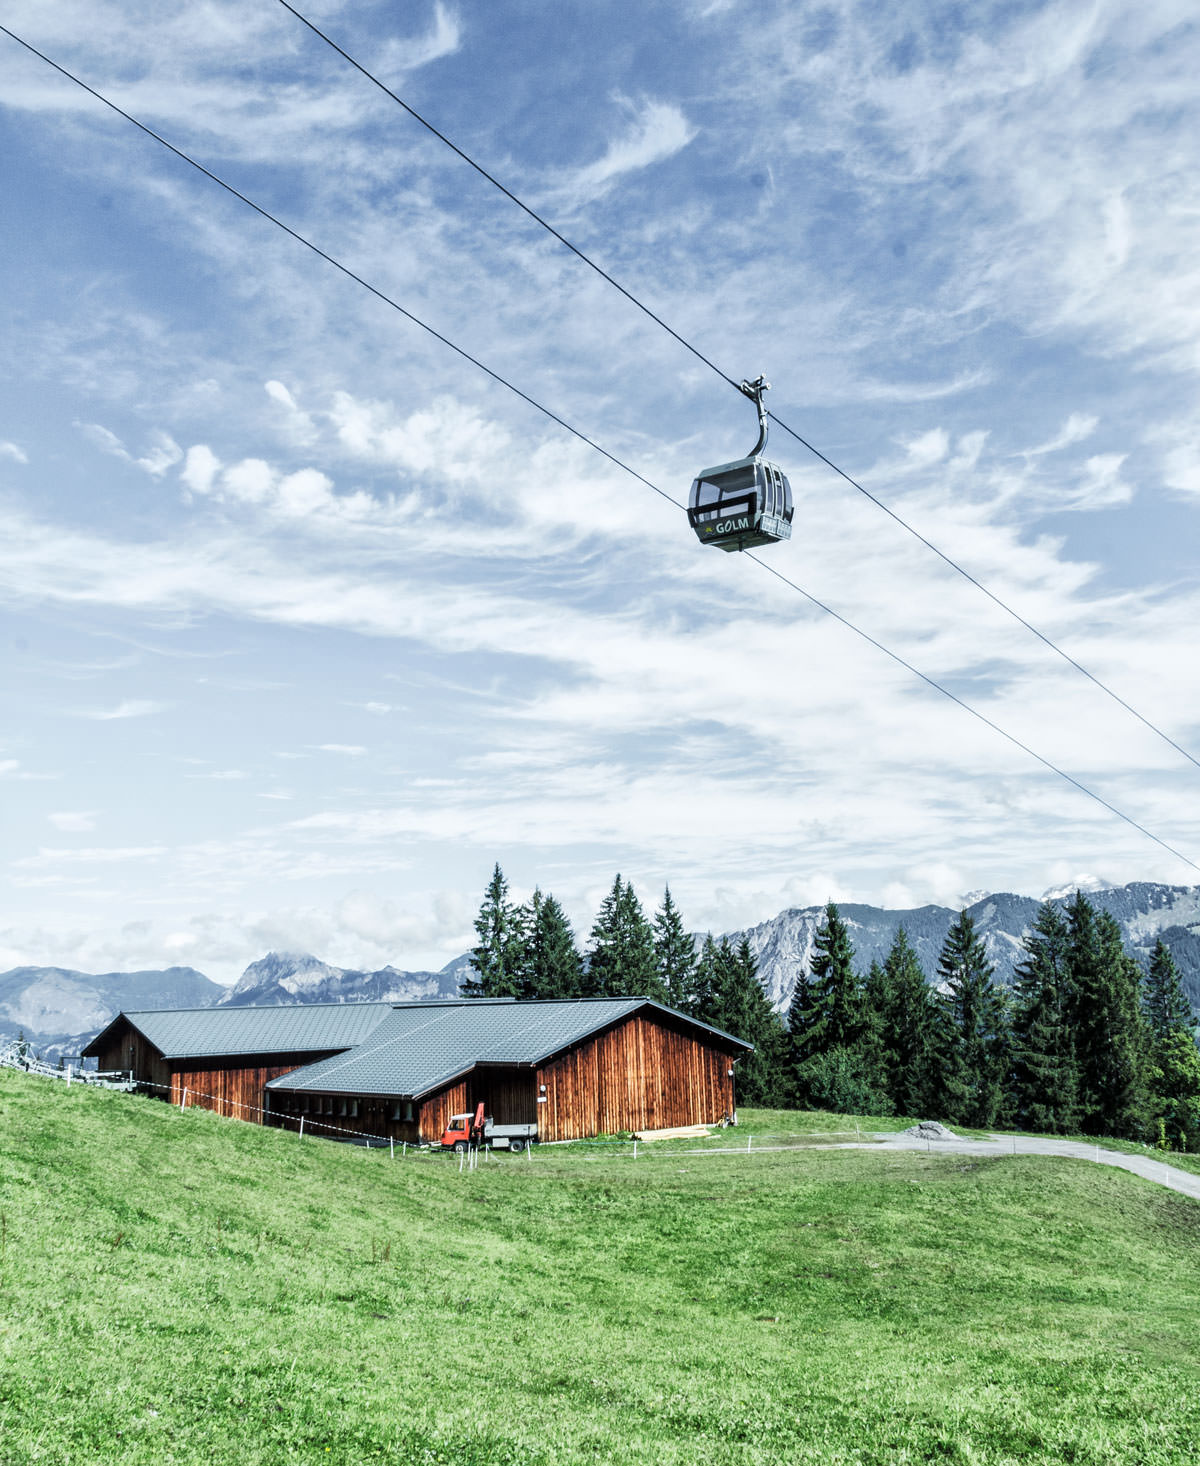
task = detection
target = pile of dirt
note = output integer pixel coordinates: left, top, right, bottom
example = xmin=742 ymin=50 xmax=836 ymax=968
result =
xmin=903 ymin=1121 xmax=957 ymax=1140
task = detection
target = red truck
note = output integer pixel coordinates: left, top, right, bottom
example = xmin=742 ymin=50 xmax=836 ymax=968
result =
xmin=440 ymin=1101 xmax=537 ymax=1153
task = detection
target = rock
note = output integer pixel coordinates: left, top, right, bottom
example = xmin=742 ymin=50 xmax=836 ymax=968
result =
xmin=903 ymin=1121 xmax=957 ymax=1140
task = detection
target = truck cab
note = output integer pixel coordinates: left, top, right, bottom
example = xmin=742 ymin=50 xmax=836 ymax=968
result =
xmin=440 ymin=1111 xmax=485 ymax=1152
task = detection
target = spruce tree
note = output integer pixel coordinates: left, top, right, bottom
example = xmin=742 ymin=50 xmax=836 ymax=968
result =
xmin=936 ymin=910 xmax=1008 ymax=1127
xmin=1010 ymin=901 xmax=1079 ymax=1134
xmin=719 ymin=936 xmax=787 ymax=1108
xmin=873 ymin=927 xmax=937 ymax=1119
xmin=1142 ymin=937 xmax=1200 ymax=1150
xmin=692 ymin=934 xmax=724 ymax=1025
xmin=519 ymin=888 xmax=584 ymax=999
xmin=1143 ymin=939 xmax=1193 ymax=1042
xmin=652 ymin=886 xmax=698 ymax=1012
xmin=788 ymin=904 xmax=884 ymax=1113
xmin=799 ymin=902 xmax=864 ymax=1059
xmin=464 ymin=863 xmax=523 ymax=997
xmin=1067 ymin=896 xmax=1148 ymax=1138
xmin=586 ymin=875 xmax=660 ymax=998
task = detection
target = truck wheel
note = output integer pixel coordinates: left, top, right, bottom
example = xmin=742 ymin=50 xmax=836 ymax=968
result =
xmin=453 ymin=1140 xmax=467 ymax=1154
xmin=509 ymin=1139 xmax=525 ymax=1153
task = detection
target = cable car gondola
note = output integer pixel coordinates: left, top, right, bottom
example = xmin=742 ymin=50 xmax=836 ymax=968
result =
xmin=687 ymin=376 xmax=793 ymax=552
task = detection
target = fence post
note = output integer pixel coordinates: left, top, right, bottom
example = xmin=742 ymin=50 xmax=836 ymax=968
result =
xmin=403 ymin=1141 xmax=407 ymax=1157
xmin=390 ymin=1138 xmax=394 ymax=1160
xmin=633 ymin=1139 xmax=638 ymax=1160
xmin=181 ymin=1087 xmax=188 ymax=1110
xmin=299 ymin=1116 xmax=305 ymax=1139
xmin=747 ymin=1134 xmax=752 ymax=1154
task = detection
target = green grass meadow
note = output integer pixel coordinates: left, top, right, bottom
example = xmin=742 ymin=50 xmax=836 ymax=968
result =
xmin=2 ymin=1071 xmax=1199 ymax=1465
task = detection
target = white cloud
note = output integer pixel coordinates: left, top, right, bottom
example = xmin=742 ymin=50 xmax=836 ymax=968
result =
xmin=76 ymin=423 xmax=181 ymax=476
xmin=49 ymin=811 xmax=97 ymax=832
xmin=374 ymin=2 xmax=462 ymax=77
xmin=551 ymin=96 xmax=697 ymax=206
xmin=1023 ymin=413 xmax=1099 ymax=458
xmin=74 ymin=700 xmax=167 ymax=721
xmin=181 ymin=444 xmax=221 ymax=496
xmin=315 ymin=744 xmax=367 ymax=756
xmin=0 ymin=440 xmax=28 ymax=464
xmin=1148 ymin=420 xmax=1200 ymax=498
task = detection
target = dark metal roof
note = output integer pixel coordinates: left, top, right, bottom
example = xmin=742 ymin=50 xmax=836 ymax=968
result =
xmin=81 ymin=1002 xmax=394 ymax=1060
xmin=266 ymin=997 xmax=751 ymax=1099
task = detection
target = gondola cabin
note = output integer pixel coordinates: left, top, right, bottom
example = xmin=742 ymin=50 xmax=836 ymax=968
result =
xmin=687 ymin=455 xmax=793 ymax=552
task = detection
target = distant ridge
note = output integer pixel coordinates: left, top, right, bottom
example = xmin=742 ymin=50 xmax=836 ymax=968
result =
xmin=723 ymin=881 xmax=1200 ymax=1013
xmin=219 ymin=950 xmax=467 ymax=1008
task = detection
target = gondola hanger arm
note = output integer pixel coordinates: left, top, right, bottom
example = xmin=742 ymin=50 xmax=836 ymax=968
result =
xmin=739 ymin=375 xmax=770 ymax=457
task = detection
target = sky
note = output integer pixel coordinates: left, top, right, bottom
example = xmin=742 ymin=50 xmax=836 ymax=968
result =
xmin=2 ymin=0 xmax=1200 ymax=985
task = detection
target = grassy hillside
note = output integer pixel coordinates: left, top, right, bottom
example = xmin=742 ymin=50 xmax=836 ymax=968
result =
xmin=2 ymin=1073 xmax=1199 ymax=1464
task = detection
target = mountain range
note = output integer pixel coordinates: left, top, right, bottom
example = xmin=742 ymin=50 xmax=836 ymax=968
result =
xmin=3 ymin=882 xmax=1197 ymax=1058
xmin=0 ymin=952 xmax=465 ymax=1059
xmin=734 ymin=881 xmax=1200 ymax=1012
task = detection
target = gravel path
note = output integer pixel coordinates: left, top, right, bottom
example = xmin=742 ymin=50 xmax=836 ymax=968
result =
xmin=856 ymin=1131 xmax=1200 ymax=1202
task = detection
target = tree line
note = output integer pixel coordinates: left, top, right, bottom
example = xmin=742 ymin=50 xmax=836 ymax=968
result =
xmin=788 ymin=893 xmax=1200 ymax=1149
xmin=463 ymin=867 xmax=1200 ymax=1146
xmin=462 ymin=864 xmax=782 ymax=1104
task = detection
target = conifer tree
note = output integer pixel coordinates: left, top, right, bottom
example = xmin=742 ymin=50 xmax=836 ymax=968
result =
xmin=652 ymin=885 xmax=698 ymax=1012
xmin=798 ymin=902 xmax=864 ymax=1059
xmin=518 ymin=888 xmax=584 ymax=999
xmin=719 ymin=936 xmax=787 ymax=1108
xmin=586 ymin=875 xmax=661 ymax=998
xmin=691 ymin=934 xmax=724 ymax=1024
xmin=1010 ymin=901 xmax=1079 ymax=1134
xmin=936 ymin=910 xmax=1008 ymax=1127
xmin=464 ymin=863 xmax=523 ymax=997
xmin=1067 ymin=895 xmax=1148 ymax=1137
xmin=872 ymin=927 xmax=937 ymax=1119
xmin=1143 ymin=939 xmax=1194 ymax=1042
xmin=788 ymin=903 xmax=885 ymax=1113
xmin=1142 ymin=937 xmax=1200 ymax=1150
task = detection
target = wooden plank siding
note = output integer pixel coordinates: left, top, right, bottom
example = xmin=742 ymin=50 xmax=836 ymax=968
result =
xmin=418 ymin=1080 xmax=468 ymax=1144
xmin=536 ymin=1012 xmax=736 ymax=1142
xmin=167 ymin=1053 xmax=341 ymax=1121
xmin=92 ymin=1020 xmax=171 ymax=1094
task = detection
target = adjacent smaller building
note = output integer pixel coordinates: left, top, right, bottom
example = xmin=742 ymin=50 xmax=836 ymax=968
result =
xmin=82 ymin=1002 xmax=395 ymax=1121
xmin=83 ymin=997 xmax=750 ymax=1142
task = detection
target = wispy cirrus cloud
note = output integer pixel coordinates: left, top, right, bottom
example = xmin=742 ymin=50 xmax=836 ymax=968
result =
xmin=73 ymin=699 xmax=167 ymax=721
xmin=549 ymin=96 xmax=697 ymax=208
xmin=77 ymin=422 xmax=182 ymax=476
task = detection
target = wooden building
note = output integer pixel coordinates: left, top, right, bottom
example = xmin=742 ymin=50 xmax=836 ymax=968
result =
xmin=85 ymin=998 xmax=751 ymax=1143
xmin=266 ymin=998 xmax=749 ymax=1144
xmin=81 ymin=1003 xmax=395 ymax=1121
